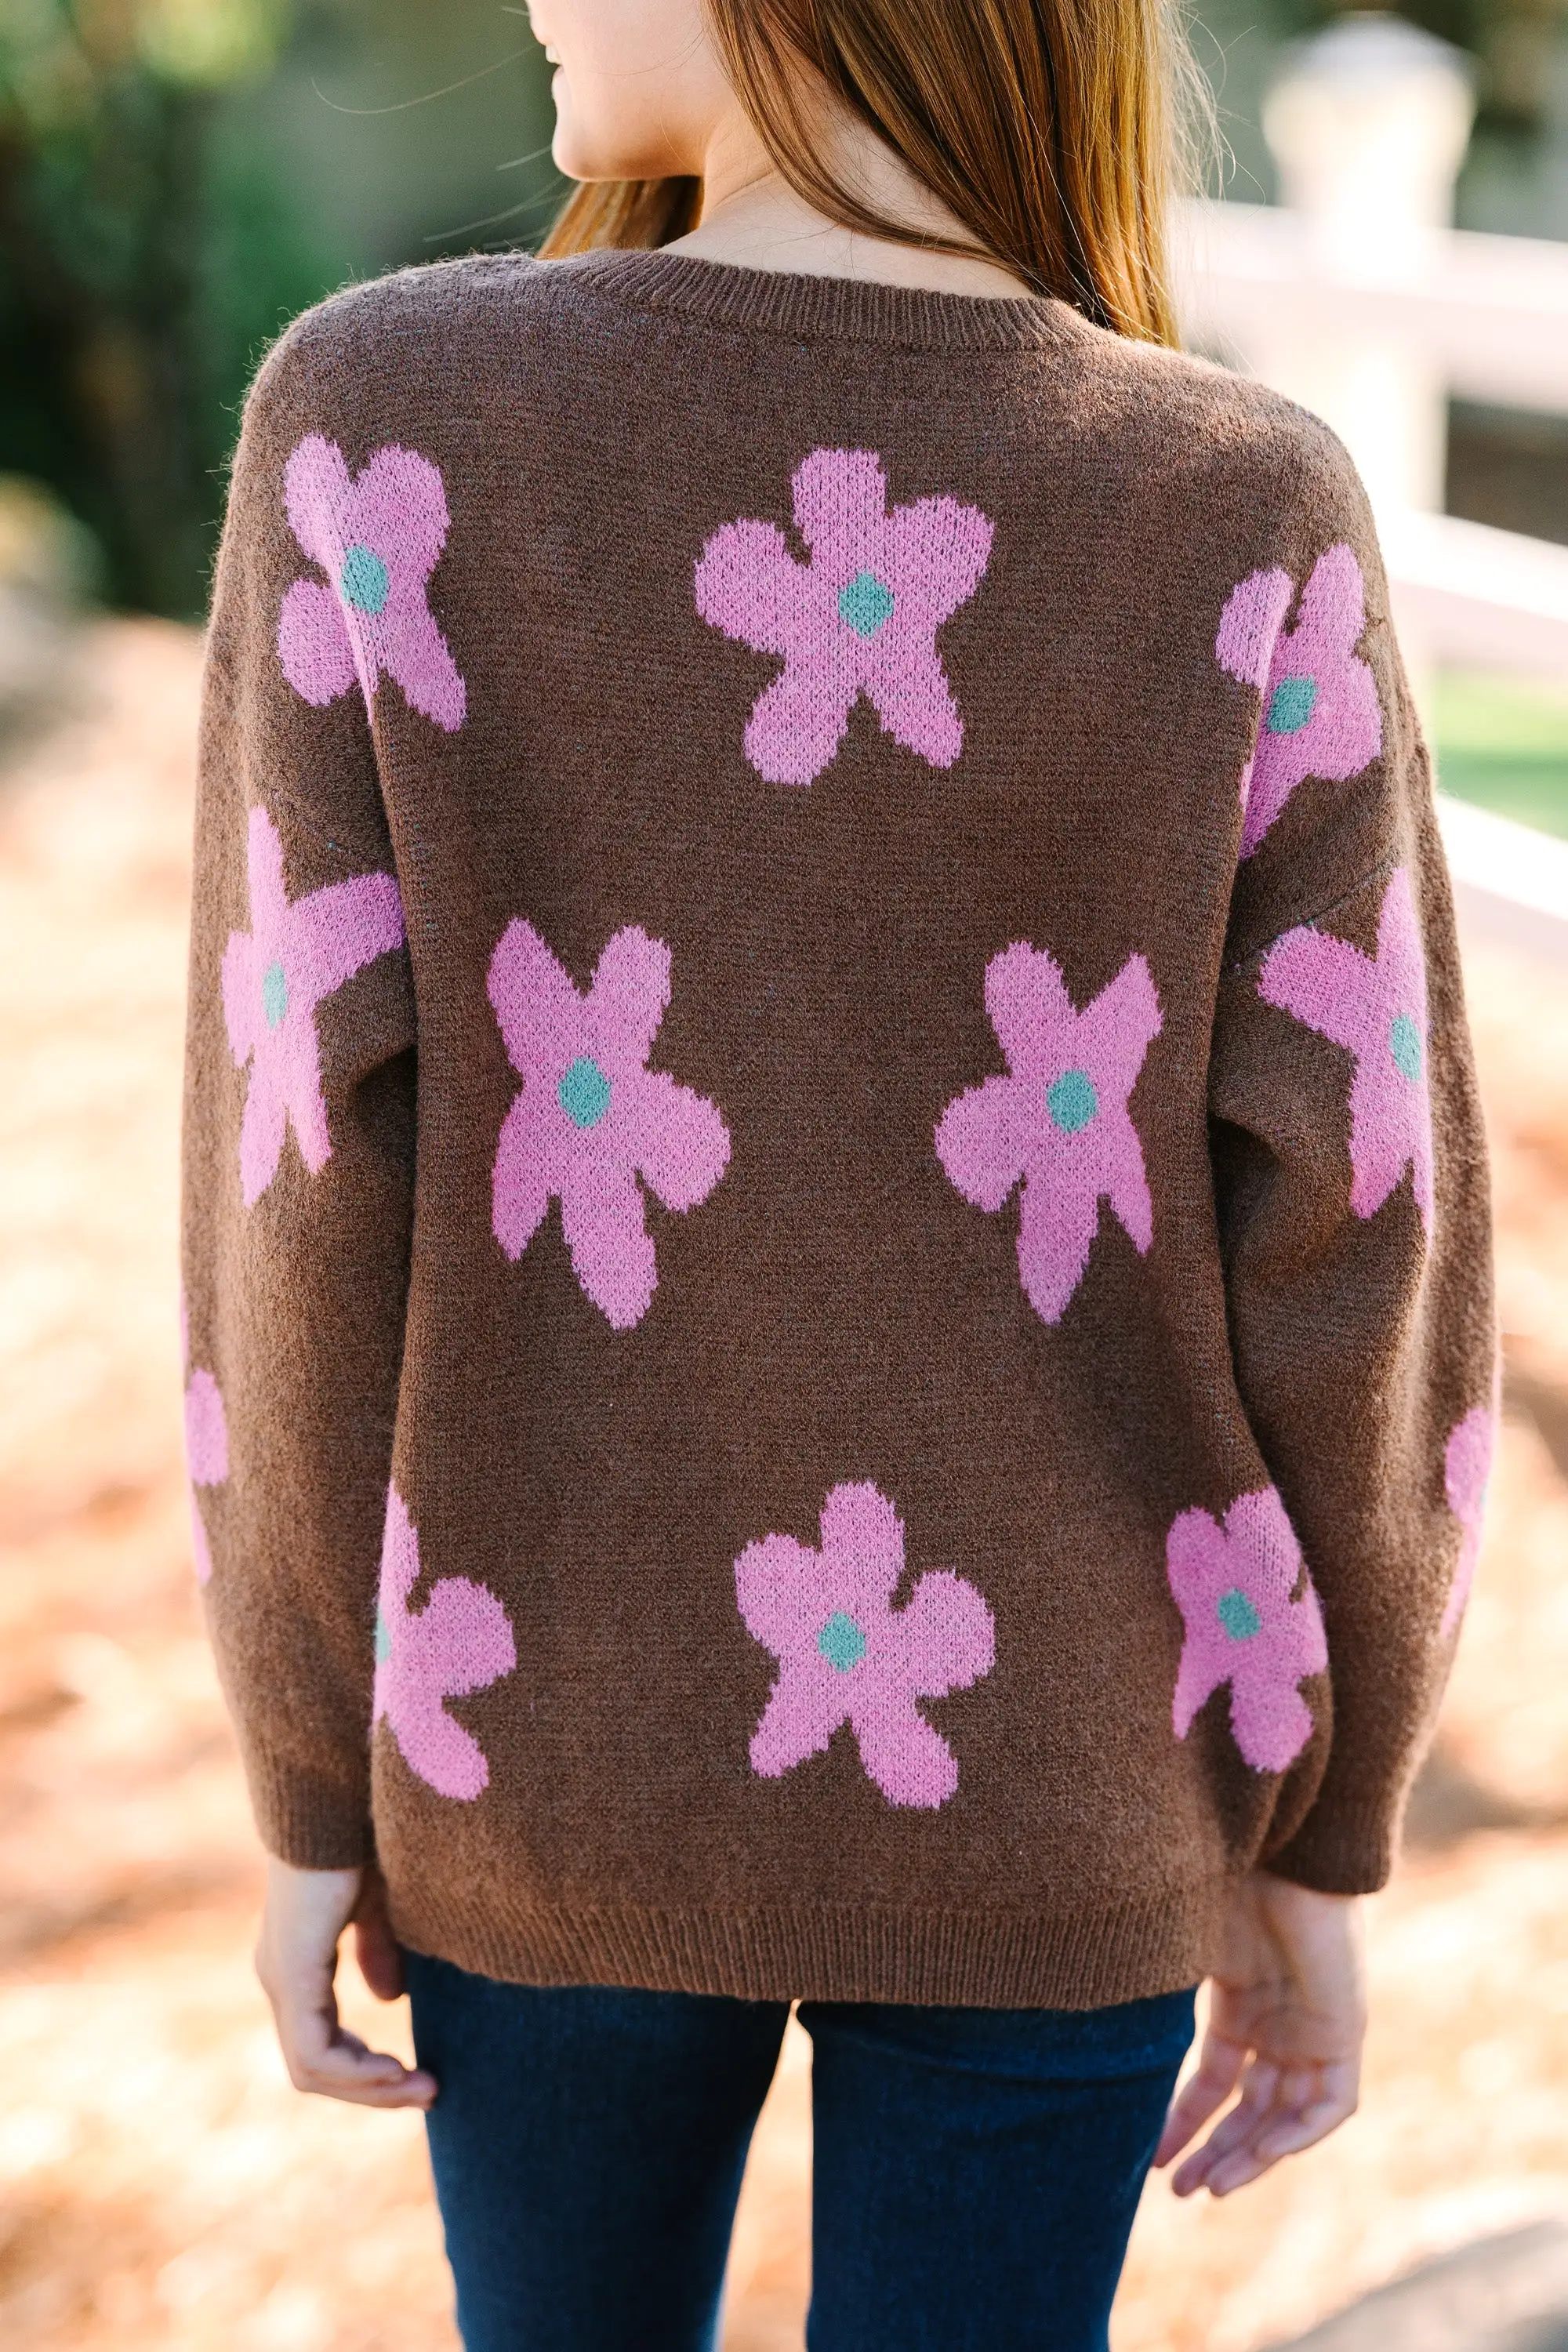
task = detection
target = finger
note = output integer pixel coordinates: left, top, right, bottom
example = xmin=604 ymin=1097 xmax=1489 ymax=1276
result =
xmin=1168 ymin=2061 xmax=1280 ymax=2196
xmin=1167 ymin=2054 xmax=1278 ymax=2186
xmin=354 ymin=1904 xmax=406 ymax=2002
xmin=1202 ymin=2096 xmax=1348 ymax=2198
xmin=1185 ymin=2070 xmax=1356 ymax=2198
xmin=1153 ymin=2034 xmax=1249 ymax=2167
xmin=1200 ymin=2145 xmax=1279 ymax=2197
xmin=269 ymin=1973 xmax=427 ymax=2100
xmin=1251 ymin=2078 xmax=1358 ymax=2165
xmin=1250 ymin=2103 xmax=1351 ymax=2169
xmin=273 ymin=1979 xmax=438 ymax=2105
xmin=1277 ymin=2064 xmax=1319 ymax=2112
xmin=1155 ymin=2059 xmax=1247 ymax=2168
xmin=295 ymin=2049 xmax=437 ymax=2108
xmin=1193 ymin=2096 xmax=1308 ymax=2195
xmin=283 ymin=2028 xmax=437 ymax=2108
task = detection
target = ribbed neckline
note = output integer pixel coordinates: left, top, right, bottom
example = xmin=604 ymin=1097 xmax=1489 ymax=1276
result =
xmin=542 ymin=246 xmax=1078 ymax=354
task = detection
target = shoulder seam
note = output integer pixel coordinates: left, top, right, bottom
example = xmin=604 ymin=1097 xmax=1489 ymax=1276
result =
xmin=259 ymin=775 xmax=397 ymax=878
xmin=1222 ymin=848 xmax=1399 ymax=976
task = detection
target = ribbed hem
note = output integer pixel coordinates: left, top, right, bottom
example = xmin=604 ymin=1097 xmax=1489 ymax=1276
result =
xmin=387 ymin=1876 xmax=1230 ymax=2011
xmin=544 ymin=248 xmax=1075 ymax=355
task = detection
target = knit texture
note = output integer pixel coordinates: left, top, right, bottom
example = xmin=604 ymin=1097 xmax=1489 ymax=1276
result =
xmin=181 ymin=249 xmax=1495 ymax=2008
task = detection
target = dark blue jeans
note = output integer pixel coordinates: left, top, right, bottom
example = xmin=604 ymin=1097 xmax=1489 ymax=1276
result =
xmin=405 ymin=1952 xmax=1194 ymax=2352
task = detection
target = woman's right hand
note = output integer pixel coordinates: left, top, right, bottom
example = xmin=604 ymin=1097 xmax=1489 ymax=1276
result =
xmin=255 ymin=1854 xmax=437 ymax=2108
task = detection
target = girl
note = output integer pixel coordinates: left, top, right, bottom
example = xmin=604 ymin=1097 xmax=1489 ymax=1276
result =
xmin=183 ymin=2 xmax=1495 ymax=2345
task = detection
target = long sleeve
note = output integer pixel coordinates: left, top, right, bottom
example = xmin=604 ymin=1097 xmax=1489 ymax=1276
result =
xmin=181 ymin=327 xmax=417 ymax=1867
xmin=1208 ymin=456 xmax=1496 ymax=1896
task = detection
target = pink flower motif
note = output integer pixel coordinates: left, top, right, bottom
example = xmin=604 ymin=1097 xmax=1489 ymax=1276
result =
xmin=180 ymin=1293 xmax=228 ymax=1587
xmin=735 ymin=1481 xmax=995 ymax=1809
xmin=1441 ymin=1403 xmax=1495 ymax=1638
xmin=374 ymin=1486 xmax=516 ymax=1802
xmin=277 ymin=435 xmax=466 ymax=731
xmin=1167 ymin=1486 xmax=1328 ymax=1773
xmin=1215 ymin=544 xmax=1382 ymax=857
xmin=221 ymin=805 xmax=406 ymax=1207
xmin=487 ymin=920 xmax=731 ymax=1330
xmin=935 ymin=942 xmax=1162 ymax=1324
xmin=694 ymin=446 xmax=993 ymax=786
xmin=1258 ymin=864 xmax=1433 ymax=1234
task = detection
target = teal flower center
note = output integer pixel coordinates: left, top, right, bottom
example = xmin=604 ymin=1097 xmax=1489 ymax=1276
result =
xmin=559 ymin=1055 xmax=612 ymax=1130
xmin=1389 ymin=1013 xmax=1422 ymax=1082
xmin=1265 ymin=675 xmax=1317 ymax=735
xmin=1216 ymin=1587 xmax=1261 ymax=1642
xmin=339 ymin=543 xmax=390 ymax=615
xmin=373 ymin=1608 xmax=391 ymax=1665
xmin=261 ymin=959 xmax=289 ymax=1030
xmin=1047 ymin=1069 xmax=1098 ymax=1134
xmin=818 ymin=1611 xmax=867 ymax=1672
xmin=838 ymin=571 xmax=895 ymax=640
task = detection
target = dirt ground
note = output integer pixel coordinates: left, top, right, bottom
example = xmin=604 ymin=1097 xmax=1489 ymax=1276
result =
xmin=3 ymin=619 xmax=1568 ymax=2350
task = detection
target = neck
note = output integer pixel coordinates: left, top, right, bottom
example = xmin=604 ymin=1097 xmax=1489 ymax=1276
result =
xmin=666 ymin=102 xmax=1031 ymax=300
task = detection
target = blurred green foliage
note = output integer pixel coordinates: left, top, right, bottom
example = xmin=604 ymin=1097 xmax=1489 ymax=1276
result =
xmin=0 ymin=0 xmax=554 ymax=614
xmin=0 ymin=0 xmax=336 ymax=611
xmin=1436 ymin=671 xmax=1568 ymax=836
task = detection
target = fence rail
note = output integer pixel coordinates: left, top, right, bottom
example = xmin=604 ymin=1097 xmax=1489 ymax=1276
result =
xmin=1176 ymin=198 xmax=1568 ymax=420
xmin=1169 ymin=16 xmax=1568 ymax=955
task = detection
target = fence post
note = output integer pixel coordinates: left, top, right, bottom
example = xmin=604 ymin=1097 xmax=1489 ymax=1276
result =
xmin=1256 ymin=14 xmax=1475 ymax=517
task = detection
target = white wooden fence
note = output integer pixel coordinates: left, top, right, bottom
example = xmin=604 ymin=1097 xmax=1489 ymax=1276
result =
xmin=1173 ymin=13 xmax=1568 ymax=953
xmin=1174 ymin=197 xmax=1568 ymax=683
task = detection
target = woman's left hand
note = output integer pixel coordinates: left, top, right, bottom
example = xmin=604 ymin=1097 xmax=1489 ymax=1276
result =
xmin=1153 ymin=1871 xmax=1366 ymax=2198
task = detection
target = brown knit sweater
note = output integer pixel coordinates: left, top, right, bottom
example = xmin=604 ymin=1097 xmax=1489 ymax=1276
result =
xmin=182 ymin=249 xmax=1494 ymax=2009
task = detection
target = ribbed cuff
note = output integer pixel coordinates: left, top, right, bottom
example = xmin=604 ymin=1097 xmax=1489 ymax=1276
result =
xmin=247 ymin=1755 xmax=373 ymax=1872
xmin=1263 ymin=1799 xmax=1396 ymax=1896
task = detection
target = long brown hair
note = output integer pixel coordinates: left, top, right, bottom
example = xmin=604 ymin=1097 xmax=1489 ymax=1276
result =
xmin=539 ymin=0 xmax=1203 ymax=345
